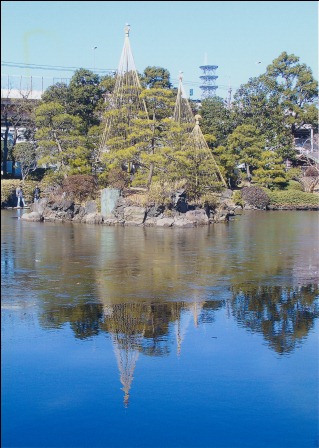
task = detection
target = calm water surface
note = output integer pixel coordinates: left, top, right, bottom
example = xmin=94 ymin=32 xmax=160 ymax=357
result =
xmin=1 ymin=209 xmax=319 ymax=448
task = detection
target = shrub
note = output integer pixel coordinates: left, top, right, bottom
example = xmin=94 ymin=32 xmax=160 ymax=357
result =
xmin=285 ymin=167 xmax=302 ymax=180
xmin=197 ymin=193 xmax=220 ymax=209
xmin=232 ymin=190 xmax=244 ymax=207
xmin=287 ymin=180 xmax=303 ymax=191
xmin=106 ymin=167 xmax=130 ymax=190
xmin=241 ymin=186 xmax=270 ymax=209
xmin=147 ymin=181 xmax=175 ymax=206
xmin=62 ymin=175 xmax=98 ymax=203
xmin=267 ymin=190 xmax=319 ymax=208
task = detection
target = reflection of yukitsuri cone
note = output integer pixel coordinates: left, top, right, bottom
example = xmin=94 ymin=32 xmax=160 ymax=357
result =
xmin=103 ymin=304 xmax=113 ymax=317
xmin=173 ymin=71 xmax=195 ymax=132
xmin=107 ymin=303 xmax=148 ymax=407
xmin=191 ymin=300 xmax=205 ymax=328
xmin=98 ymin=23 xmax=149 ymax=157
xmin=175 ymin=307 xmax=192 ymax=357
xmin=113 ymin=337 xmax=140 ymax=408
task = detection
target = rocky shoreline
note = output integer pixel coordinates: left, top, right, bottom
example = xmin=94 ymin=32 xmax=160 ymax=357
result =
xmin=12 ymin=187 xmax=319 ymax=226
xmin=19 ymin=191 xmax=238 ymax=227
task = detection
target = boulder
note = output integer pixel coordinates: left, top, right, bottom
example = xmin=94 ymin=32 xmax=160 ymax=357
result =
xmin=156 ymin=217 xmax=174 ymax=227
xmin=185 ymin=209 xmax=209 ymax=225
xmin=21 ymin=212 xmax=43 ymax=222
xmin=123 ymin=206 xmax=146 ymax=225
xmin=82 ymin=213 xmax=104 ymax=224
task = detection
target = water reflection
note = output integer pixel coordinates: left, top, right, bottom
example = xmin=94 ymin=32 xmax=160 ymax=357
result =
xmin=36 ymin=285 xmax=318 ymax=406
xmin=230 ymin=284 xmax=319 ymax=354
xmin=2 ymin=210 xmax=319 ymax=409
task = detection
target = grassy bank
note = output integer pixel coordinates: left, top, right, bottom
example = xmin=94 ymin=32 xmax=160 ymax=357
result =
xmin=267 ymin=190 xmax=319 ymax=209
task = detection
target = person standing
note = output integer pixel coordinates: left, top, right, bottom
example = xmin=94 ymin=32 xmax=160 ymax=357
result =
xmin=16 ymin=184 xmax=26 ymax=208
xmin=33 ymin=185 xmax=41 ymax=202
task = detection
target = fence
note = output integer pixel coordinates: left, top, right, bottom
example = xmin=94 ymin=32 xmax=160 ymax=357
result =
xmin=1 ymin=74 xmax=71 ymax=99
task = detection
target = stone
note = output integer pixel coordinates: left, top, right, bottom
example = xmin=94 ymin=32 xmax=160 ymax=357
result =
xmin=123 ymin=206 xmax=146 ymax=225
xmin=156 ymin=217 xmax=174 ymax=227
xmin=82 ymin=213 xmax=104 ymax=224
xmin=20 ymin=212 xmax=43 ymax=222
xmin=173 ymin=218 xmax=195 ymax=227
xmin=101 ymin=188 xmax=121 ymax=217
xmin=185 ymin=209 xmax=209 ymax=225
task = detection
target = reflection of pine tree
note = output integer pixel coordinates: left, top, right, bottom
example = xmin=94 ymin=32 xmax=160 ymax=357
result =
xmin=230 ymin=284 xmax=319 ymax=354
xmin=142 ymin=302 xmax=183 ymax=357
xmin=39 ymin=302 xmax=104 ymax=339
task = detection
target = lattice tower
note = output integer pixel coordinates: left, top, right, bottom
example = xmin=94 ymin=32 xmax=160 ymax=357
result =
xmin=98 ymin=24 xmax=149 ymax=160
xmin=199 ymin=65 xmax=218 ymax=99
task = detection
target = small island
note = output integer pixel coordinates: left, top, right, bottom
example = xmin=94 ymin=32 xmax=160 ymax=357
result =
xmin=1 ymin=25 xmax=318 ymax=224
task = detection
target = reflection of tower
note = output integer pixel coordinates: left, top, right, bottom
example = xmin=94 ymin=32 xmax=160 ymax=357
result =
xmin=199 ymin=64 xmax=218 ymax=99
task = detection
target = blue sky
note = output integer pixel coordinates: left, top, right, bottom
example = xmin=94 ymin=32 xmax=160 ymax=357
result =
xmin=1 ymin=1 xmax=318 ymax=99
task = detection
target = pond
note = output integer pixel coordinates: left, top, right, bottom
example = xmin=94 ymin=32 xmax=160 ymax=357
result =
xmin=1 ymin=209 xmax=319 ymax=448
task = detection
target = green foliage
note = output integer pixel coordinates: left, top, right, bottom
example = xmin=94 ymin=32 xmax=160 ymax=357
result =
xmin=146 ymin=181 xmax=179 ymax=206
xmin=233 ymin=52 xmax=318 ymax=159
xmin=200 ymin=96 xmax=235 ymax=146
xmin=31 ymin=52 xmax=317 ymax=208
xmin=62 ymin=175 xmax=98 ymax=203
xmin=241 ymin=186 xmax=270 ymax=209
xmin=232 ymin=190 xmax=244 ymax=207
xmin=27 ymin=167 xmax=48 ymax=181
xmin=41 ymin=169 xmax=65 ymax=191
xmin=253 ymin=150 xmax=287 ymax=189
xmin=41 ymin=82 xmax=69 ymax=106
xmin=286 ymin=180 xmax=303 ymax=191
xmin=67 ymin=69 xmax=103 ymax=131
xmin=13 ymin=142 xmax=37 ymax=180
xmin=141 ymin=66 xmax=173 ymax=89
xmin=35 ymin=102 xmax=87 ymax=172
xmin=285 ymin=167 xmax=303 ymax=180
xmin=227 ymin=124 xmax=265 ymax=180
xmin=99 ymin=74 xmax=116 ymax=94
xmin=101 ymin=105 xmax=151 ymax=171
xmin=267 ymin=190 xmax=319 ymax=207
xmin=198 ymin=192 xmax=220 ymax=209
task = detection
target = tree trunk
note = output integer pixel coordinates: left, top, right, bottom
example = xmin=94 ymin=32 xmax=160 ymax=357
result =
xmin=147 ymin=162 xmax=154 ymax=189
xmin=246 ymin=163 xmax=252 ymax=184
